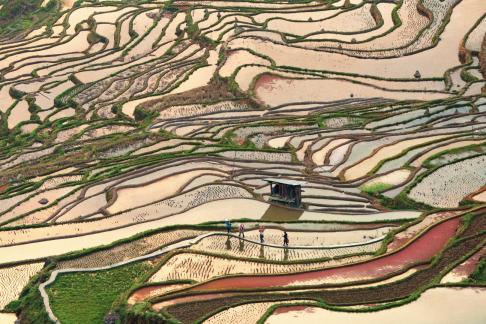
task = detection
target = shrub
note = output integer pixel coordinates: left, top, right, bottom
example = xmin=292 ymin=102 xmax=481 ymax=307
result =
xmin=9 ymin=87 xmax=26 ymax=99
xmin=467 ymin=257 xmax=486 ymax=284
xmin=361 ymin=182 xmax=393 ymax=194
xmin=134 ymin=107 xmax=157 ymax=122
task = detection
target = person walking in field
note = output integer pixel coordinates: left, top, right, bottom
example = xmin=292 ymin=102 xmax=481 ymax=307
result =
xmin=259 ymin=224 xmax=265 ymax=243
xmin=283 ymin=231 xmax=289 ymax=247
xmin=225 ymin=219 xmax=232 ymax=234
xmin=238 ymin=223 xmax=245 ymax=238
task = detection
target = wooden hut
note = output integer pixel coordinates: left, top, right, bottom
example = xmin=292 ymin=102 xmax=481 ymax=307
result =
xmin=264 ymin=178 xmax=306 ymax=208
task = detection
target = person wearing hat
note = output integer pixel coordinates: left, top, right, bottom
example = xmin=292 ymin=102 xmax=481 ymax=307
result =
xmin=225 ymin=219 xmax=232 ymax=234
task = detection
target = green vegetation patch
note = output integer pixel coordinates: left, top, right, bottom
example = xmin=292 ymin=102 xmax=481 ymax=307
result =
xmin=468 ymin=257 xmax=486 ymax=284
xmin=0 ymin=0 xmax=58 ymax=35
xmin=360 ymin=182 xmax=393 ymax=194
xmin=47 ymin=261 xmax=154 ymax=324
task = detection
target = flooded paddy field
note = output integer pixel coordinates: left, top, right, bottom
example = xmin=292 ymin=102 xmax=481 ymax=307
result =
xmin=0 ymin=0 xmax=484 ymax=323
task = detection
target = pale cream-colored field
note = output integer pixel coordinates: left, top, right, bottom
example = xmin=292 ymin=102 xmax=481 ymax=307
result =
xmin=0 ymin=0 xmax=484 ymax=321
xmin=265 ymin=288 xmax=486 ymax=324
xmin=204 ymin=300 xmax=317 ymax=324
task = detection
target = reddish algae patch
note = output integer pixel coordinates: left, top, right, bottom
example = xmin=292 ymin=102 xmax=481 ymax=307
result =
xmin=0 ymin=183 xmax=9 ymax=194
xmin=387 ymin=211 xmax=459 ymax=252
xmin=273 ymin=305 xmax=310 ymax=315
xmin=129 ymin=286 xmax=164 ymax=304
xmin=254 ymin=73 xmax=282 ymax=92
xmin=152 ymin=292 xmax=234 ymax=310
xmin=447 ymin=246 xmax=485 ymax=279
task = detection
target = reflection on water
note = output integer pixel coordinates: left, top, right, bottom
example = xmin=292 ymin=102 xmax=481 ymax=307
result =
xmin=238 ymin=238 xmax=244 ymax=252
xmin=225 ymin=236 xmax=232 ymax=250
xmin=261 ymin=204 xmax=303 ymax=221
xmin=283 ymin=247 xmax=289 ymax=261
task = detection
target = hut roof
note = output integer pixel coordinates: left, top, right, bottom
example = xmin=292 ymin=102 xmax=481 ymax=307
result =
xmin=264 ymin=178 xmax=306 ymax=186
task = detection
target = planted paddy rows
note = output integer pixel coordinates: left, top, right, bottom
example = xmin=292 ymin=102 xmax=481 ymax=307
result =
xmin=188 ymin=234 xmax=384 ymax=262
xmin=0 ymin=0 xmax=484 ymax=323
xmin=56 ymin=228 xmax=209 ymax=270
xmin=148 ymin=251 xmax=370 ymax=284
xmin=157 ymin=211 xmax=486 ymax=322
xmin=0 ymin=153 xmax=393 ymax=236
xmin=0 ymin=262 xmax=44 ymax=309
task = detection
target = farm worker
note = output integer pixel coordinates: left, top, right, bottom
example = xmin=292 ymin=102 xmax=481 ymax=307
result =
xmin=238 ymin=223 xmax=245 ymax=238
xmin=283 ymin=231 xmax=289 ymax=247
xmin=225 ymin=219 xmax=232 ymax=233
xmin=259 ymin=224 xmax=265 ymax=243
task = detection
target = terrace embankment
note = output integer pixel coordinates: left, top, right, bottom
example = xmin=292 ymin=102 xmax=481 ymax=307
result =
xmin=169 ymin=217 xmax=461 ymax=291
xmin=480 ymin=33 xmax=486 ymax=83
xmin=1 ymin=0 xmax=486 ymax=321
xmin=164 ymin=211 xmax=486 ymax=322
xmin=136 ymin=78 xmax=254 ymax=118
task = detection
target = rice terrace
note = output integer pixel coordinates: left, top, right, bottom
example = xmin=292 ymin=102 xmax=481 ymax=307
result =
xmin=0 ymin=0 xmax=485 ymax=323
